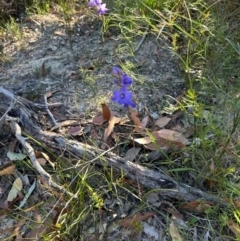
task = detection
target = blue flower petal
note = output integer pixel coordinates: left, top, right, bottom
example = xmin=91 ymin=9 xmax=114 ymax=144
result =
xmin=111 ymin=86 xmax=136 ymax=108
xmin=97 ymin=3 xmax=108 ymax=14
xmin=112 ymin=66 xmax=121 ymax=75
xmin=121 ymin=74 xmax=133 ymax=86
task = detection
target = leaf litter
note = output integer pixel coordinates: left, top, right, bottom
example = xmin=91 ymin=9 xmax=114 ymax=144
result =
xmin=0 ymin=2 xmax=226 ymax=241
xmin=7 ymin=178 xmax=23 ymax=202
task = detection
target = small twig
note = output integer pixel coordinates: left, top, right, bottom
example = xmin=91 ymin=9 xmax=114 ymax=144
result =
xmin=44 ymin=93 xmax=57 ymax=126
xmin=0 ymin=97 xmax=18 ymax=123
xmin=7 ymin=118 xmax=75 ymax=198
xmin=0 ymin=86 xmax=63 ymax=110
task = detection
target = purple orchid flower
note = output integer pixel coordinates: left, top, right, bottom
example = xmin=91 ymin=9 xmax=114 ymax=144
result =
xmin=112 ymin=66 xmax=121 ymax=75
xmin=97 ymin=3 xmax=108 ymax=15
xmin=121 ymin=73 xmax=133 ymax=86
xmin=88 ymin=0 xmax=102 ymax=7
xmin=111 ymin=85 xmax=136 ymax=108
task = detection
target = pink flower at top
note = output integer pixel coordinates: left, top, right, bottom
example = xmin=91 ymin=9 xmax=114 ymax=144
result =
xmin=89 ymin=0 xmax=108 ymax=15
xmin=89 ymin=0 xmax=102 ymax=7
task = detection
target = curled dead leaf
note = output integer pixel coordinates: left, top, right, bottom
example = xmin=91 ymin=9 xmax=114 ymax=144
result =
xmin=155 ymin=117 xmax=171 ymax=128
xmin=41 ymin=62 xmax=47 ymax=77
xmin=0 ymin=164 xmax=15 ymax=176
xmin=103 ymin=116 xmax=122 ymax=142
xmin=141 ymin=116 xmax=149 ymax=128
xmin=102 ymin=103 xmax=111 ymax=121
xmin=129 ymin=108 xmax=141 ymax=131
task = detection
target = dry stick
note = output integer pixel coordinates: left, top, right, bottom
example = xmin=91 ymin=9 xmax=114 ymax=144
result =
xmin=8 ymin=118 xmax=75 ymax=198
xmin=0 ymin=86 xmax=62 ymax=110
xmin=44 ymin=94 xmax=57 ymax=126
xmin=52 ymin=137 xmax=228 ymax=205
xmin=0 ymin=97 xmax=18 ymax=123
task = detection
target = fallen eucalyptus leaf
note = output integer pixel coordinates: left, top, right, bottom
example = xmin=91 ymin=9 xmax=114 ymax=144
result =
xmin=7 ymin=178 xmax=23 ymax=202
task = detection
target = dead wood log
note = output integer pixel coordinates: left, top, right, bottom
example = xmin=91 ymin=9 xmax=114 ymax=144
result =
xmin=0 ymin=87 xmax=228 ymax=205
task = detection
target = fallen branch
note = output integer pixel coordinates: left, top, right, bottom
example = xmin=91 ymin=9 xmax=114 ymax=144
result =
xmin=0 ymin=87 xmax=229 ymax=205
xmin=52 ymin=137 xmax=227 ymax=204
xmin=44 ymin=93 xmax=57 ymax=126
xmin=6 ymin=116 xmax=75 ymax=198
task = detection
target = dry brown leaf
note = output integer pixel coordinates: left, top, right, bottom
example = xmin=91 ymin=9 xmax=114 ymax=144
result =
xmin=152 ymin=129 xmax=189 ymax=148
xmin=93 ymin=115 xmax=107 ymax=125
xmin=144 ymin=143 xmax=158 ymax=150
xmin=41 ymin=62 xmax=47 ymax=77
xmin=227 ymin=220 xmax=240 ymax=237
xmin=103 ymin=116 xmax=122 ymax=142
xmin=102 ymin=103 xmax=111 ymax=121
xmin=129 ymin=108 xmax=141 ymax=130
xmin=169 ymin=221 xmax=183 ymax=241
xmin=141 ymin=116 xmax=149 ymax=128
xmin=0 ymin=164 xmax=15 ymax=176
xmin=50 ymin=120 xmax=78 ymax=131
xmin=67 ymin=125 xmax=83 ymax=136
xmin=155 ymin=117 xmax=171 ymax=128
xmin=144 ymin=139 xmax=168 ymax=150
xmin=124 ymin=147 xmax=141 ymax=162
xmin=119 ymin=211 xmax=154 ymax=228
xmin=179 ymin=200 xmax=211 ymax=213
xmin=35 ymin=151 xmax=55 ymax=168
